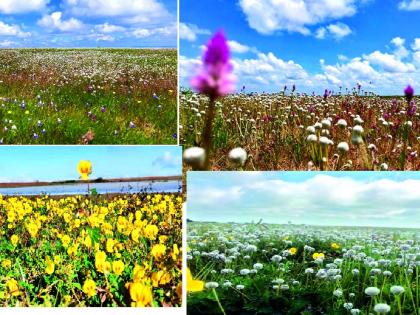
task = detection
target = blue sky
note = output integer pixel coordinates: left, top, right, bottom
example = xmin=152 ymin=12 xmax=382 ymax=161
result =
xmin=187 ymin=172 xmax=420 ymax=228
xmin=0 ymin=0 xmax=177 ymax=48
xmin=181 ymin=0 xmax=420 ymax=94
xmin=0 ymin=146 xmax=181 ymax=182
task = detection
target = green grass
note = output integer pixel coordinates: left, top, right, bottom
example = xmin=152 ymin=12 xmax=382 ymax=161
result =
xmin=0 ymin=48 xmax=177 ymax=144
xmin=187 ymin=222 xmax=419 ymax=315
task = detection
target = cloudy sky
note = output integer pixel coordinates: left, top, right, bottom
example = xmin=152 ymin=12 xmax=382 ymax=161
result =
xmin=0 ymin=0 xmax=177 ymax=47
xmin=0 ymin=146 xmax=181 ymax=182
xmin=187 ymin=172 xmax=420 ymax=228
xmin=181 ymin=0 xmax=420 ymax=94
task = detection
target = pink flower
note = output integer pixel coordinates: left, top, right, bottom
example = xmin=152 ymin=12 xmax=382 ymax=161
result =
xmin=191 ymin=30 xmax=236 ymax=98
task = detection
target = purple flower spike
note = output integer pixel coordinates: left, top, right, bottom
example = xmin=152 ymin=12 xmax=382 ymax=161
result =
xmin=407 ymin=101 xmax=416 ymax=117
xmin=404 ymin=85 xmax=414 ymax=103
xmin=191 ymin=30 xmax=236 ymax=98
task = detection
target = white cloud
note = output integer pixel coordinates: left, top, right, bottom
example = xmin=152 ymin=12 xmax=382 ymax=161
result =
xmin=132 ymin=24 xmax=176 ymax=38
xmin=365 ymin=51 xmax=415 ymax=73
xmin=412 ymin=38 xmax=420 ymax=51
xmin=391 ymin=36 xmax=405 ymax=46
xmin=38 ymin=12 xmax=84 ymax=32
xmin=179 ymin=23 xmax=210 ymax=42
xmin=181 ymin=36 xmax=419 ymax=94
xmin=0 ymin=0 xmax=49 ymax=14
xmin=152 ymin=151 xmax=181 ymax=169
xmin=238 ymin=0 xmax=362 ymax=35
xmin=316 ymin=22 xmax=352 ymax=40
xmin=0 ymin=40 xmax=16 ymax=47
xmin=94 ymin=23 xmax=125 ymax=33
xmin=327 ymin=22 xmax=352 ymax=39
xmin=0 ymin=21 xmax=30 ymax=37
xmin=189 ymin=174 xmax=420 ymax=227
xmin=398 ymin=0 xmax=420 ymax=10
xmin=64 ymin=0 xmax=170 ymax=24
xmin=95 ymin=34 xmax=114 ymax=41
xmin=315 ymin=27 xmax=327 ymax=39
xmin=228 ymin=40 xmax=251 ymax=53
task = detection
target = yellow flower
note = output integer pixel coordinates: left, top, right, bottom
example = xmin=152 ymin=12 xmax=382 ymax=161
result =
xmin=159 ymin=235 xmax=168 ymax=244
xmin=144 ymin=224 xmax=158 ymax=240
xmin=112 ymin=260 xmax=125 ymax=276
xmin=77 ymin=160 xmax=92 ymax=181
xmin=53 ymin=255 xmax=62 ymax=264
xmin=61 ymin=235 xmax=71 ymax=248
xmin=172 ymin=244 xmax=180 ymax=261
xmin=133 ymin=265 xmax=146 ymax=283
xmin=331 ymin=243 xmax=340 ymax=250
xmin=151 ymin=271 xmax=171 ymax=287
xmin=187 ymin=268 xmax=204 ymax=292
xmin=10 ymin=234 xmax=19 ymax=247
xmin=67 ymin=244 xmax=79 ymax=257
xmin=45 ymin=256 xmax=55 ymax=275
xmin=131 ymin=228 xmax=140 ymax=243
xmin=289 ymin=247 xmax=297 ymax=255
xmin=82 ymin=279 xmax=96 ymax=298
xmin=129 ymin=282 xmax=153 ymax=307
xmin=83 ymin=234 xmax=92 ymax=248
xmin=26 ymin=222 xmax=39 ymax=238
xmin=313 ymin=252 xmax=325 ymax=260
xmin=2 ymin=259 xmax=11 ymax=268
xmin=95 ymin=250 xmax=111 ymax=273
xmin=106 ymin=238 xmax=115 ymax=253
xmin=63 ymin=295 xmax=71 ymax=305
xmin=151 ymin=243 xmax=166 ymax=260
xmin=6 ymin=279 xmax=20 ymax=296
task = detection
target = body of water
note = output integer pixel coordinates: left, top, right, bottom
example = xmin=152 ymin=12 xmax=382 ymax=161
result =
xmin=0 ymin=180 xmax=181 ymax=196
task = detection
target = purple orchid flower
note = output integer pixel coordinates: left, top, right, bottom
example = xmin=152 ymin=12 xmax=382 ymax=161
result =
xmin=191 ymin=30 xmax=235 ymax=99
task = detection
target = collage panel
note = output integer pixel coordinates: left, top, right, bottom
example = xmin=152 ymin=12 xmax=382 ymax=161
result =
xmin=0 ymin=146 xmax=183 ymax=307
xmin=180 ymin=0 xmax=419 ymax=171
xmin=186 ymin=171 xmax=420 ymax=315
xmin=0 ymin=0 xmax=177 ymax=145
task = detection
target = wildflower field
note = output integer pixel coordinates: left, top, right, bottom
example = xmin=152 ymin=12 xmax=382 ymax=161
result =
xmin=181 ymin=91 xmax=419 ymax=171
xmin=0 ymin=49 xmax=177 ymax=144
xmin=0 ymin=193 xmax=184 ymax=307
xmin=187 ymin=222 xmax=419 ymax=315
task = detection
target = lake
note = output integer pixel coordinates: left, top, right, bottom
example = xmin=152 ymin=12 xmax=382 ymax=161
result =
xmin=0 ymin=180 xmax=182 ymax=196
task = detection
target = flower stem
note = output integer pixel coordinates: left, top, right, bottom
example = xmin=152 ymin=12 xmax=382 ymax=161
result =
xmin=212 ymin=288 xmax=226 ymax=315
xmin=201 ymin=96 xmax=216 ymax=170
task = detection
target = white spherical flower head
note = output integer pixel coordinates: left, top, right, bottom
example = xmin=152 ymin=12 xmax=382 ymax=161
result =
xmin=374 ymin=303 xmax=391 ymax=314
xmin=322 ymin=119 xmax=331 ymax=129
xmin=380 ymin=163 xmax=389 ymax=171
xmin=306 ymin=125 xmax=316 ymax=134
xmin=307 ymin=134 xmax=318 ymax=143
xmin=351 ymin=125 xmax=364 ymax=145
xmin=404 ymin=121 xmax=412 ymax=128
xmin=240 ymin=269 xmax=250 ymax=276
xmin=253 ymin=263 xmax=263 ymax=270
xmin=314 ymin=122 xmax=322 ymax=130
xmin=350 ymin=309 xmax=361 ymax=315
xmin=354 ymin=116 xmax=364 ymax=125
xmin=319 ymin=136 xmax=331 ymax=146
xmin=205 ymin=282 xmax=219 ymax=289
xmin=337 ymin=119 xmax=347 ymax=128
xmin=228 ymin=147 xmax=247 ymax=166
xmin=183 ymin=147 xmax=206 ymax=168
xmin=365 ymin=286 xmax=380 ymax=297
xmin=390 ymin=285 xmax=405 ymax=295
xmin=337 ymin=142 xmax=349 ymax=154
xmin=344 ymin=303 xmax=353 ymax=310
xmin=236 ymin=284 xmax=245 ymax=290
